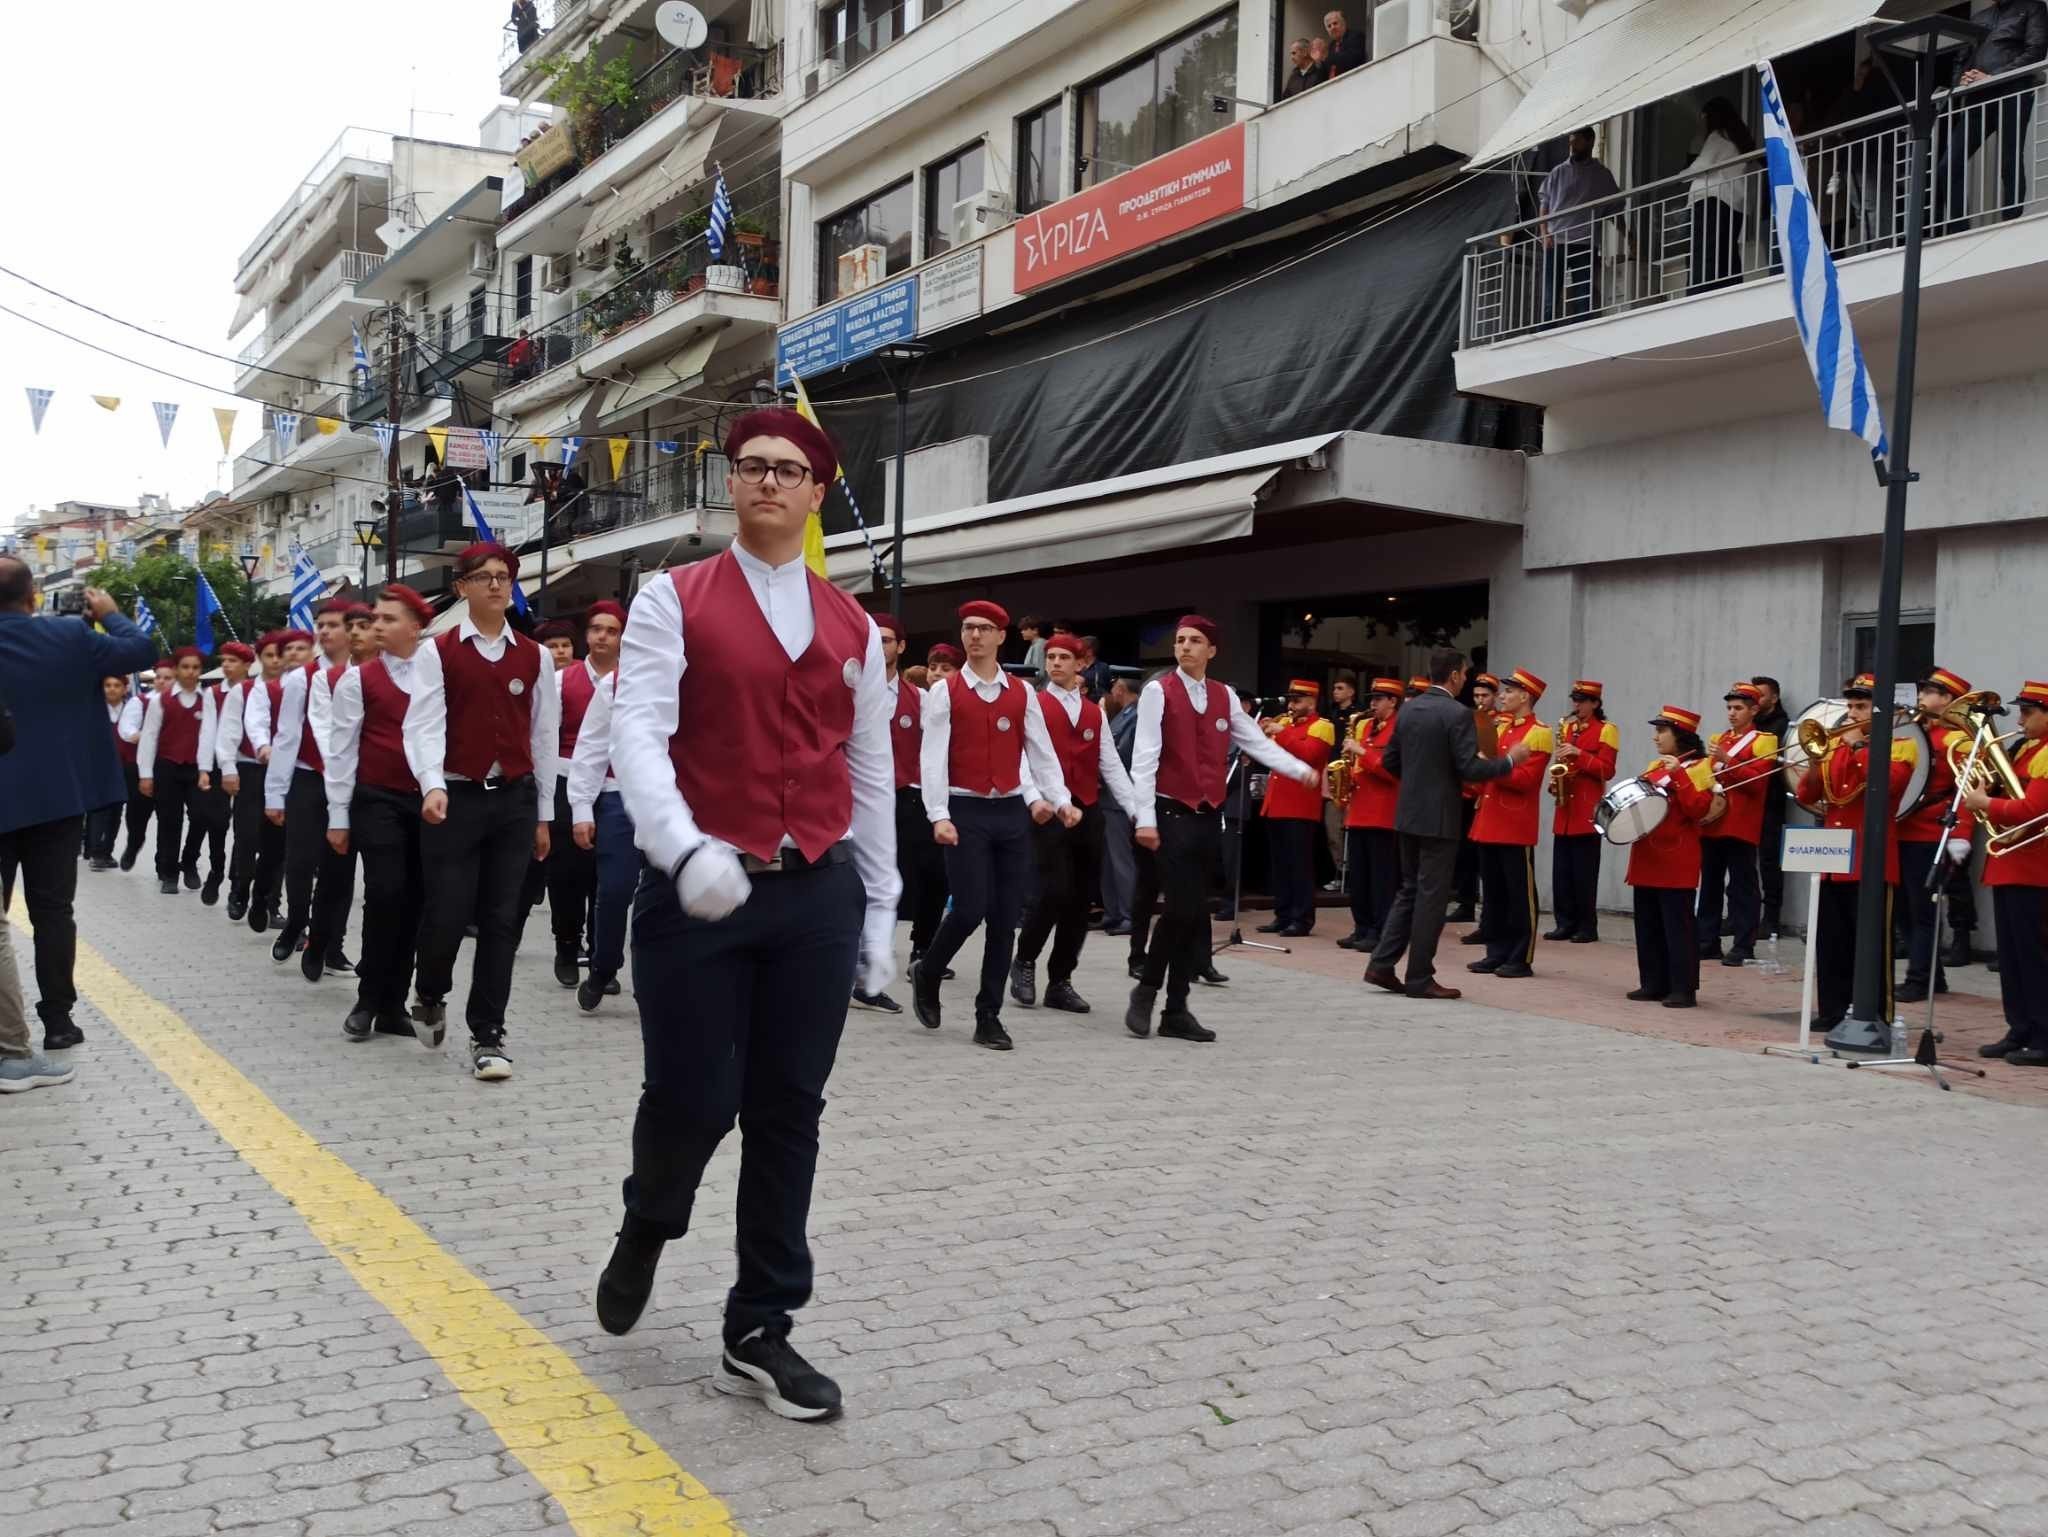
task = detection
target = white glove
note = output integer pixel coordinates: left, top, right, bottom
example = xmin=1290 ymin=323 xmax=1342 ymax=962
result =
xmin=1287 ymin=759 xmax=1320 ymax=786
xmin=676 ymin=842 xmax=751 ymax=921
xmin=858 ymin=906 xmax=898 ymax=995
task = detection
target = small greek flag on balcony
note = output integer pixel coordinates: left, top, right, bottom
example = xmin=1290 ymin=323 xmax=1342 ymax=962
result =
xmin=351 ymin=323 xmax=373 ymax=383
xmin=478 ymin=428 xmax=500 ymax=473
xmin=562 ymin=435 xmax=582 ymax=470
xmin=372 ymin=421 xmax=395 ymax=458
xmin=288 ymin=543 xmax=325 ymax=631
xmin=274 ymin=411 xmax=301 ymax=456
xmin=708 ymin=167 xmax=733 ymax=263
xmin=1759 ymin=62 xmax=1888 ymax=466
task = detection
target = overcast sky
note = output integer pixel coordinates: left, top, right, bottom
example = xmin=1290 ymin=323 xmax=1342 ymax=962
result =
xmin=3 ymin=1 xmax=512 ymax=533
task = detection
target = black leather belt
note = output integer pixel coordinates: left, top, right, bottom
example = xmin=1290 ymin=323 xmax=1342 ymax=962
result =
xmin=741 ymin=842 xmax=852 ymax=876
xmin=1154 ymin=798 xmax=1219 ymax=819
xmin=450 ymin=773 xmax=534 ymax=792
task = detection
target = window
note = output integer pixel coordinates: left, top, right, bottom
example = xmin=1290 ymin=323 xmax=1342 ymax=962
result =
xmin=1016 ymin=100 xmax=1062 ymax=214
xmin=510 ymin=452 xmax=527 ymax=486
xmin=438 ymin=305 xmax=453 ymax=353
xmin=468 ymin=285 xmax=487 ymax=342
xmin=817 ymin=178 xmax=914 ymax=302
xmin=514 ymin=255 xmax=534 ymax=320
xmin=1078 ymin=11 xmax=1237 ymax=190
xmin=923 ymin=140 xmax=986 ymax=258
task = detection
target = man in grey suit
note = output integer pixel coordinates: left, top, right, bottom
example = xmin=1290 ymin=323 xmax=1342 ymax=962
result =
xmin=1363 ymin=647 xmax=1528 ymax=999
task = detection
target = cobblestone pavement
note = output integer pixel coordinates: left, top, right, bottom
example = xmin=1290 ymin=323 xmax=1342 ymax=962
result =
xmin=7 ymin=869 xmax=2048 ymax=1537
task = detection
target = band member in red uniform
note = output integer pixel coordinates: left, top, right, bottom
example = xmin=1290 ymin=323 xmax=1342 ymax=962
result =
xmin=266 ymin=601 xmax=364 ymax=980
xmin=544 ymin=602 xmax=624 ymax=988
xmin=1546 ymin=680 xmax=1618 ymax=943
xmin=912 ymin=600 xmax=1075 ymax=1051
xmin=1797 ymin=673 xmax=1917 ymax=1034
xmin=599 ymin=407 xmax=898 ymax=1422
xmin=1697 ymin=682 xmax=1779 ymax=967
xmin=1963 ymin=679 xmax=2048 ymax=1065
xmin=1338 ymin=678 xmax=1404 ymax=950
xmin=136 ymin=646 xmax=217 ymax=896
xmin=1010 ymin=633 xmax=1139 ymax=1014
xmin=1624 ymin=706 xmax=1717 ymax=1008
xmin=404 ymin=542 xmax=560 ymax=1082
xmin=1127 ymin=617 xmax=1320 ymax=1042
xmin=1467 ymin=668 xmax=1554 ymax=977
xmin=852 ymin=615 xmax=937 ymax=1015
xmin=88 ymin=675 xmax=141 ymax=871
xmin=184 ymin=642 xmax=253 ymax=906
xmin=246 ymin=630 xmax=307 ymax=931
xmin=1257 ymin=680 xmax=1338 ymax=937
xmin=324 ymin=585 xmax=434 ymax=1043
xmin=1451 ymin=671 xmax=1499 ymax=924
xmin=1897 ymin=666 xmax=1970 ymax=1003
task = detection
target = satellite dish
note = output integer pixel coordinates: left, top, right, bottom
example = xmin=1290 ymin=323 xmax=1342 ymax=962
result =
xmin=655 ymin=1 xmax=708 ymax=49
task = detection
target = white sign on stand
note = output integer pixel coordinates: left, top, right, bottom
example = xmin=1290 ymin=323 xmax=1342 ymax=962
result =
xmin=1766 ymin=828 xmax=1857 ymax=1059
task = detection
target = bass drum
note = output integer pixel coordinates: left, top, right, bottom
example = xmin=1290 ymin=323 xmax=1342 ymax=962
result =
xmin=1596 ymin=776 xmax=1670 ymax=846
xmin=1781 ymin=699 xmax=1933 ymax=818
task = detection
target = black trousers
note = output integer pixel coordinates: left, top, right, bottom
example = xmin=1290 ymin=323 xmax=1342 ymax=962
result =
xmin=1632 ymin=886 xmax=1698 ymax=998
xmin=1139 ymin=802 xmax=1221 ymax=1012
xmin=1687 ymin=198 xmax=1744 ymax=292
xmin=1697 ymin=836 xmax=1761 ymax=954
xmin=1369 ymin=832 xmax=1459 ymax=989
xmin=1346 ymin=826 xmax=1398 ymax=939
xmin=1267 ymin=816 xmax=1319 ymax=931
xmin=924 ymin=797 xmax=1033 ymax=1014
xmin=119 ymin=761 xmax=153 ymax=859
xmin=227 ymin=758 xmax=271 ymax=901
xmin=1759 ymin=789 xmax=1787 ymax=932
xmin=415 ymin=778 xmax=539 ymax=1041
xmin=283 ymin=767 xmax=354 ymax=951
xmin=1946 ymin=833 xmax=1978 ymax=938
xmin=1128 ymin=842 xmax=1162 ymax=969
xmin=351 ymin=787 xmax=425 ymax=1017
xmin=543 ymin=780 xmax=596 ymax=948
xmin=895 ymin=786 xmax=948 ymax=954
xmin=84 ymin=797 xmax=121 ymax=861
xmin=1897 ymin=840 xmax=1950 ymax=992
xmin=1016 ymin=801 xmax=1104 ymax=983
xmin=1552 ymin=832 xmax=1603 ymax=940
xmin=0 ymin=814 xmax=83 ymax=1029
xmin=1816 ymin=879 xmax=1894 ymax=1023
xmin=182 ymin=777 xmax=230 ymax=881
xmin=1478 ymin=843 xmax=1537 ymax=968
xmin=624 ymin=859 xmax=862 ymax=1344
xmin=151 ymin=760 xmax=201 ymax=882
xmin=250 ymin=781 xmax=289 ymax=915
xmin=1992 ymin=886 xmax=2048 ymax=1048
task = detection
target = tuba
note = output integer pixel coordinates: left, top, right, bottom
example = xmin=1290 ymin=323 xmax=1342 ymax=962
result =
xmin=1944 ymin=692 xmax=2048 ymax=856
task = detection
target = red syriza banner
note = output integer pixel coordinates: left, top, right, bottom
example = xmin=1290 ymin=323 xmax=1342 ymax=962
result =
xmin=1013 ymin=122 xmax=1247 ymax=293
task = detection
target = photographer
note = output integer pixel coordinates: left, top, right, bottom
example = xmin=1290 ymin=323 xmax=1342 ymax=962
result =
xmin=0 ymin=557 xmax=156 ymax=1059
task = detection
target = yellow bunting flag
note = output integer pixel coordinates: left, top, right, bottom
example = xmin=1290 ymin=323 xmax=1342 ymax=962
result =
xmin=529 ymin=434 xmax=550 ymax=456
xmin=608 ymin=436 xmax=629 ymax=479
xmin=426 ymin=425 xmax=449 ymax=465
xmin=314 ymin=416 xmax=340 ymax=436
xmin=92 ymin=394 xmax=121 ymax=412
xmin=213 ymin=407 xmax=237 ymax=456
xmin=787 ymin=373 xmax=833 ymax=578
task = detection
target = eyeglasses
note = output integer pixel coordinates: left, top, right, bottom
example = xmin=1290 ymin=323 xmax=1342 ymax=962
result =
xmin=734 ymin=457 xmax=815 ymax=488
xmin=464 ymin=570 xmax=514 ymax=588
xmin=959 ymin=622 xmax=999 ymax=636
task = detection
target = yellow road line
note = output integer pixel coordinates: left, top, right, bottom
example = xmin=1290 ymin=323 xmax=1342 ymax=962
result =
xmin=23 ymin=908 xmax=740 ymax=1537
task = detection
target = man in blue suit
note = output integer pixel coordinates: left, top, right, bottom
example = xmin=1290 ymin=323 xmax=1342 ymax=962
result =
xmin=0 ymin=556 xmax=156 ymax=1054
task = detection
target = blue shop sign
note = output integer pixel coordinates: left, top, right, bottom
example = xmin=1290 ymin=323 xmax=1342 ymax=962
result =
xmin=775 ymin=272 xmax=919 ymax=384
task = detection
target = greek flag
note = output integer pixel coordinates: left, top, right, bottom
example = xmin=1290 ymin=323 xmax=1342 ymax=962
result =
xmin=133 ymin=593 xmax=159 ymax=645
xmin=462 ymin=488 xmax=529 ymax=617
xmin=562 ymin=435 xmax=582 ymax=470
xmin=707 ymin=166 xmax=732 ymax=262
xmin=274 ymin=411 xmax=301 ymax=456
xmin=478 ymin=428 xmax=500 ymax=474
xmin=288 ymin=542 xmax=325 ymax=631
xmin=1759 ymin=61 xmax=1888 ymax=465
xmin=372 ymin=420 xmax=396 ymax=458
xmin=351 ymin=323 xmax=373 ymax=382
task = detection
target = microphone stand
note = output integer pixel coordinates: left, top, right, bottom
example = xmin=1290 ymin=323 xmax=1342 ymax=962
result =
xmin=1216 ymin=751 xmax=1289 ymax=957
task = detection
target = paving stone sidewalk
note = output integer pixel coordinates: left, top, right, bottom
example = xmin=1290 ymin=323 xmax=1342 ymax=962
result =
xmin=6 ymin=869 xmax=2048 ymax=1536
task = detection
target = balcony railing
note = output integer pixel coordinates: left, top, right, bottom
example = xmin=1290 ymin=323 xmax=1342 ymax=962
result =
xmin=815 ymin=0 xmax=947 ymax=77
xmin=500 ymin=0 xmax=587 ymax=71
xmin=239 ymin=129 xmax=394 ymax=275
xmin=578 ymin=45 xmax=783 ymax=164
xmin=238 ymin=250 xmax=383 ymax=367
xmin=231 ymin=432 xmax=280 ymax=491
xmin=1462 ymin=70 xmax=2048 ymax=348
xmin=572 ymin=450 xmax=735 ymax=538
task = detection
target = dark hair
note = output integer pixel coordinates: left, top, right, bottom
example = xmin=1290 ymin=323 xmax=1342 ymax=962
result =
xmin=1570 ymin=125 xmax=1597 ymax=142
xmin=1701 ymin=96 xmax=1756 ymax=155
xmin=454 ymin=541 xmax=517 ymax=580
xmin=1019 ymin=615 xmax=1044 ymax=632
xmin=1750 ymin=675 xmax=1780 ymax=693
xmin=1668 ymin=727 xmax=1706 ymax=757
xmin=1332 ymin=668 xmax=1359 ymax=691
xmin=0 ymin=555 xmax=31 ymax=610
xmin=1428 ymin=647 xmax=1467 ymax=685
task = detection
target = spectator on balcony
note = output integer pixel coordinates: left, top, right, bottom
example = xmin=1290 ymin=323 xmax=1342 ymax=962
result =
xmin=1539 ymin=126 xmax=1626 ymax=324
xmin=429 ymin=459 xmax=462 ymax=524
xmin=511 ymin=0 xmax=541 ymax=53
xmin=504 ymin=328 xmax=536 ymax=383
xmin=1935 ymin=0 xmax=2048 ymax=234
xmin=1324 ymin=11 xmax=1368 ymax=77
xmin=1281 ymin=39 xmax=1322 ymax=99
xmin=1682 ymin=97 xmax=1755 ymax=294
xmin=1308 ymin=37 xmax=1331 ymax=78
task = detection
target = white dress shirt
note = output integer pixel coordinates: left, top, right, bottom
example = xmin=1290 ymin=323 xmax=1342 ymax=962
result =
xmin=214 ymin=679 xmax=261 ymax=768
xmin=919 ymin=663 xmax=1072 ymax=824
xmin=1130 ymin=669 xmax=1315 ymax=831
xmin=136 ymin=686 xmax=217 ymax=779
xmin=115 ymin=696 xmax=143 ymax=743
xmin=324 ymin=649 xmax=422 ymax=830
xmin=243 ymin=676 xmax=273 ymax=757
xmin=1041 ymin=679 xmax=1141 ymax=820
xmin=609 ymin=545 xmax=901 ymax=925
xmin=403 ymin=620 xmax=560 ymax=805
xmin=567 ymin=672 xmax=620 ymax=824
xmin=264 ymin=666 xmax=316 ymax=811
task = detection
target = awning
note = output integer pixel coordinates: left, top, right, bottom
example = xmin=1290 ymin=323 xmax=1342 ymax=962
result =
xmin=1468 ymin=0 xmax=1883 ymax=166
xmin=510 ymin=382 xmax=604 ymax=447
xmin=597 ymin=330 xmax=723 ymax=429
xmin=577 ymin=117 xmax=723 ymax=252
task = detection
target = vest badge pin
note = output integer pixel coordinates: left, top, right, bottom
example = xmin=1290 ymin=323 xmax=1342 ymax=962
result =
xmin=508 ymin=677 xmax=526 ymax=696
xmin=996 ymin=716 xmax=1013 ymax=732
xmin=842 ymin=658 xmax=860 ymax=688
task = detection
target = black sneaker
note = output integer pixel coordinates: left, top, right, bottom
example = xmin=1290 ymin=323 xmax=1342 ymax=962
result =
xmin=1159 ymin=1009 xmax=1217 ymax=1043
xmin=1125 ymin=984 xmax=1156 ymax=1038
xmin=577 ymin=976 xmax=607 ymax=1013
xmin=973 ymin=1010 xmax=1013 ymax=1051
xmin=1008 ymin=961 xmax=1037 ymax=1008
xmin=158 ymin=878 xmax=179 ymax=895
xmin=471 ymin=1039 xmax=513 ymax=1081
xmin=1128 ymin=957 xmax=1147 ymax=981
xmin=850 ymin=988 xmax=901 ymax=1015
xmin=342 ymin=1008 xmax=375 ymax=1042
xmin=226 ymin=892 xmax=248 ymax=922
xmin=118 ymin=845 xmax=140 ymax=871
xmin=270 ymin=921 xmax=303 ymax=964
xmin=181 ymin=866 xmax=201 ymax=891
xmin=41 ymin=1020 xmax=85 ymax=1052
xmin=595 ymin=1222 xmax=666 ymax=1336
xmin=300 ymin=943 xmax=324 ymax=984
xmin=411 ymin=998 xmax=448 ymax=1051
xmin=249 ymin=901 xmax=272 ymax=934
xmin=716 ymin=1328 xmax=843 ymax=1422
xmin=603 ymin=977 xmax=621 ymax=996
xmin=911 ymin=962 xmax=942 ymax=1030
xmin=1042 ymin=981 xmax=1090 ymax=1014
xmin=323 ymin=950 xmax=354 ymax=974
xmin=372 ymin=1011 xmax=414 ymax=1037
xmin=201 ymin=875 xmax=221 ymax=907
xmin=554 ymin=944 xmax=579 ymax=989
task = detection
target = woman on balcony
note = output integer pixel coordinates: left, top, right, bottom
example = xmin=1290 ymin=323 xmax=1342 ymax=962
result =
xmin=1682 ymin=96 xmax=1755 ymax=294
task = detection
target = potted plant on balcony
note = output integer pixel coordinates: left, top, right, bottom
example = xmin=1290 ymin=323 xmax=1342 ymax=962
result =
xmin=542 ymin=51 xmax=639 ymax=164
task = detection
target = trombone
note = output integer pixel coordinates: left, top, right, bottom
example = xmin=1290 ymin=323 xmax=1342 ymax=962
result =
xmin=1943 ymin=693 xmax=2048 ymax=856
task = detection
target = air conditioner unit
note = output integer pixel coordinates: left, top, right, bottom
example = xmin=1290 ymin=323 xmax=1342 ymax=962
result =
xmin=836 ymin=243 xmax=887 ymax=295
xmin=469 ymin=239 xmax=499 ymax=276
xmin=539 ymin=256 xmax=571 ymax=293
xmin=952 ymin=191 xmax=1015 ymax=248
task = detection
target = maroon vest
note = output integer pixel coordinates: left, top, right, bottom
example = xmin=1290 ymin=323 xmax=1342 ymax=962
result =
xmin=155 ymin=688 xmax=204 ymax=766
xmin=357 ymin=658 xmax=420 ymax=794
xmin=233 ymin=677 xmax=260 ymax=761
xmin=664 ymin=550 xmax=869 ymax=862
xmin=1155 ymin=673 xmax=1231 ymax=810
xmin=944 ymin=670 xmax=1027 ymax=795
xmin=111 ymin=703 xmax=136 ymax=765
xmin=559 ymin=660 xmax=599 ymax=757
xmin=293 ymin=662 xmax=326 ymax=774
xmin=890 ymin=675 xmax=921 ymax=790
xmin=1039 ymin=690 xmax=1103 ymax=806
xmin=433 ymin=629 xmax=542 ymax=780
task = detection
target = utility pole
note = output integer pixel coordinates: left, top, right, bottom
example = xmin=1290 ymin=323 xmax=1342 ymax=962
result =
xmin=383 ymin=301 xmax=403 ymax=586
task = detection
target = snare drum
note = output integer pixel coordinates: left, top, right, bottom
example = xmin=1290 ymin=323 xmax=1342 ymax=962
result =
xmin=1595 ymin=776 xmax=1671 ymax=846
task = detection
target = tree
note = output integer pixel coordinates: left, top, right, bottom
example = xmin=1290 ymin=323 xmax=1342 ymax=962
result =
xmin=84 ymin=552 xmax=288 ymax=651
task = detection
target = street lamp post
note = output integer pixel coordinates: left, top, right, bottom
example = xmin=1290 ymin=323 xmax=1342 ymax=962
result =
xmin=872 ymin=343 xmax=929 ymax=621
xmin=353 ymin=519 xmax=381 ymax=597
xmin=1827 ymin=15 xmax=1985 ymax=1057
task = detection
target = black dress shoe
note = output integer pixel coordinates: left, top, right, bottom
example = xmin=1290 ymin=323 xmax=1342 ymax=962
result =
xmin=1459 ymin=930 xmax=1487 ymax=945
xmin=911 ymin=962 xmax=942 ymax=1030
xmin=200 ymin=875 xmax=221 ymax=907
xmin=1626 ymin=988 xmax=1667 ymax=1003
xmin=1159 ymin=1009 xmax=1216 ymax=1043
xmin=159 ymin=878 xmax=179 ymax=895
xmin=1008 ymin=961 xmax=1037 ymax=1008
xmin=342 ymin=1008 xmax=375 ymax=1042
xmin=973 ymin=1010 xmax=1013 ymax=1051
xmin=1494 ymin=961 xmax=1534 ymax=978
xmin=88 ymin=856 xmax=116 ymax=872
xmin=1125 ymin=984 xmax=1156 ymax=1038
xmin=577 ymin=976 xmax=606 ymax=1012
xmin=1043 ymin=981 xmax=1090 ymax=1014
xmin=1979 ymin=1033 xmax=2019 ymax=1059
xmin=1256 ymin=920 xmax=1287 ymax=934
xmin=1542 ymin=928 xmax=1572 ymax=942
xmin=181 ymin=867 xmax=201 ymax=891
xmin=1570 ymin=933 xmax=1599 ymax=943
xmin=1128 ymin=957 xmax=1148 ymax=981
xmin=596 ymin=1222 xmax=667 ymax=1335
xmin=1894 ymin=983 xmax=1929 ymax=1005
xmin=1445 ymin=906 xmax=1477 ymax=924
xmin=300 ymin=944 xmax=323 ymax=983
xmin=2008 ymin=1048 xmax=2048 ymax=1068
xmin=1334 ymin=930 xmax=1371 ymax=951
xmin=249 ymin=901 xmax=271 ymax=934
xmin=372 ymin=1010 xmax=415 ymax=1037
xmin=1467 ymin=958 xmax=1500 ymax=974
xmin=1721 ymin=950 xmax=1754 ymax=968
xmin=1661 ymin=993 xmax=1698 ymax=1009
xmin=1277 ymin=924 xmax=1313 ymax=938
xmin=1698 ymin=946 xmax=1723 ymax=962
xmin=1943 ymin=935 xmax=1973 ymax=968
xmin=270 ymin=921 xmax=302 ymax=962
xmin=1196 ymin=964 xmax=1229 ymax=987
xmin=118 ymin=846 xmax=139 ymax=871
xmin=226 ymin=893 xmax=248 ymax=922
xmin=42 ymin=1020 xmax=85 ymax=1051
xmin=323 ymin=950 xmax=354 ymax=975
xmin=553 ymin=945 xmax=579 ymax=989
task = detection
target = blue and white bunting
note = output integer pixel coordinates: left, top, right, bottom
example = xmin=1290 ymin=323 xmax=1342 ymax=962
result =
xmin=351 ymin=323 xmax=373 ymax=382
xmin=25 ymin=387 xmax=53 ymax=435
xmin=274 ymin=411 xmax=301 ymax=456
xmin=288 ymin=541 xmax=325 ymax=631
xmin=152 ymin=400 xmax=179 ymax=448
xmin=372 ymin=420 xmax=396 ymax=458
xmin=655 ymin=440 xmax=680 ymax=455
xmin=708 ymin=166 xmax=733 ymax=263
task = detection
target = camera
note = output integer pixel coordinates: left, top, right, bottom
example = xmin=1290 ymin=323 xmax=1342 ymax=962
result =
xmin=54 ymin=588 xmax=87 ymax=616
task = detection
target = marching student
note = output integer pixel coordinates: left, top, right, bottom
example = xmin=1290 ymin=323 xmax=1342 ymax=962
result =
xmin=1896 ymin=666 xmax=1970 ymax=1003
xmin=186 ymin=642 xmax=254 ymax=905
xmin=136 ymin=646 xmax=217 ymax=896
xmin=247 ymin=629 xmax=310 ymax=932
xmin=854 ymin=614 xmax=941 ymax=1014
xmin=925 ymin=642 xmax=961 ymax=681
xmin=216 ymin=632 xmax=283 ymax=922
xmin=566 ymin=663 xmax=633 ymax=1014
xmin=598 ymin=407 xmax=899 ymax=1422
xmin=912 ymin=600 xmax=1076 ymax=1051
xmin=544 ymin=602 xmax=624 ymax=989
xmin=1624 ymin=706 xmax=1718 ymax=1009
xmin=1697 ymin=682 xmax=1779 ymax=967
xmin=323 ymin=585 xmax=435 ymax=1043
xmin=1337 ymin=677 xmax=1404 ymax=950
xmin=538 ymin=618 xmax=578 ymax=671
xmin=1545 ymin=680 xmax=1618 ymax=943
xmin=517 ymin=618 xmax=578 ymax=947
xmin=403 ymin=542 xmax=560 ymax=1082
xmin=1257 ymin=680 xmax=1337 ymax=937
xmin=1010 ymin=632 xmax=1140 ymax=1015
xmin=97 ymin=675 xmax=146 ymax=872
xmin=1962 ymin=679 xmax=2048 ymax=1065
xmin=1466 ymin=668 xmax=1554 ymax=977
xmin=1127 ymin=617 xmax=1321 ymax=1042
xmin=264 ymin=602 xmax=358 ymax=978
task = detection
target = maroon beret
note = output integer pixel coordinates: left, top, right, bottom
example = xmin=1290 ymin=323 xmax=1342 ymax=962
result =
xmin=280 ymin=629 xmax=315 ymax=648
xmin=585 ymin=599 xmax=628 ymax=628
xmin=378 ymin=583 xmax=434 ymax=626
xmin=958 ymin=599 xmax=1010 ymax=628
xmin=343 ymin=603 xmax=375 ymax=622
xmin=171 ymin=646 xmax=204 ymax=664
xmin=314 ymin=597 xmax=353 ymax=619
xmin=927 ymin=642 xmax=964 ymax=667
xmin=1176 ymin=613 xmax=1219 ymax=644
xmin=1044 ymin=631 xmax=1085 ymax=658
xmin=871 ymin=613 xmax=906 ymax=641
xmin=256 ymin=631 xmax=287 ymax=653
xmin=535 ymin=618 xmax=576 ymax=642
xmin=217 ymin=642 xmax=256 ymax=663
xmin=454 ymin=541 xmax=517 ymax=580
xmin=724 ymin=407 xmax=838 ymax=485
xmin=155 ymin=656 xmax=175 ymax=670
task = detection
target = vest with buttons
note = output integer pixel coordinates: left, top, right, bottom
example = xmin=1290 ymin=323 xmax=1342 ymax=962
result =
xmin=293 ymin=662 xmax=325 ymax=774
xmin=233 ymin=677 xmax=261 ymax=762
xmin=890 ymin=674 xmax=921 ymax=790
xmin=433 ymin=628 xmax=541 ymax=781
xmin=1155 ymin=673 xmax=1231 ymax=810
xmin=1039 ymin=689 xmax=1103 ymax=806
xmin=260 ymin=676 xmax=283 ymax=761
xmin=559 ymin=660 xmax=599 ymax=758
xmin=665 ymin=550 xmax=870 ymax=862
xmin=111 ymin=702 xmax=136 ymax=765
xmin=154 ymin=688 xmax=204 ymax=766
xmin=357 ymin=658 xmax=420 ymax=794
xmin=945 ymin=670 xmax=1027 ymax=795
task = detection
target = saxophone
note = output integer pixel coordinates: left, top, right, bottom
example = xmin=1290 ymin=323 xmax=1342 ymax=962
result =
xmin=1546 ymin=714 xmax=1573 ymax=800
